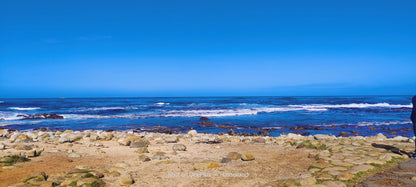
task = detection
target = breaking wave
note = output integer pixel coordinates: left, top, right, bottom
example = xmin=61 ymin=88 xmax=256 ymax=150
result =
xmin=8 ymin=107 xmax=41 ymax=111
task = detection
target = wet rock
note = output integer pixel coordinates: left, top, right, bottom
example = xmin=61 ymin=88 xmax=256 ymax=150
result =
xmin=119 ymin=175 xmax=134 ymax=186
xmin=21 ymin=113 xmax=64 ymax=120
xmin=200 ymin=117 xmax=210 ymax=121
xmin=172 ymin=144 xmax=186 ymax=152
xmin=241 ymin=152 xmax=255 ymax=161
xmin=130 ymin=140 xmax=150 ymax=148
xmin=226 ymin=152 xmax=242 ymax=160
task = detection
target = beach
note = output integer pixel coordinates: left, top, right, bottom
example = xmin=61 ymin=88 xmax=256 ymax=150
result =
xmin=1 ymin=129 xmax=415 ymax=187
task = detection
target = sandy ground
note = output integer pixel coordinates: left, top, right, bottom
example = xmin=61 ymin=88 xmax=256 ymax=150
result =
xmin=0 ymin=140 xmax=317 ymax=187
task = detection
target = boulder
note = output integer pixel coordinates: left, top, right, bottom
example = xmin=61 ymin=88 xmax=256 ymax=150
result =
xmin=226 ymin=152 xmax=242 ymax=160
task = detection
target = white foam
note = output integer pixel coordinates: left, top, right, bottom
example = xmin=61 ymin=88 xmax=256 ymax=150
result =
xmin=8 ymin=107 xmax=41 ymax=111
xmin=0 ymin=112 xmax=26 ymax=121
xmin=76 ymin=106 xmax=138 ymax=112
xmin=156 ymin=102 xmax=169 ymax=105
xmin=289 ymin=103 xmax=411 ymax=110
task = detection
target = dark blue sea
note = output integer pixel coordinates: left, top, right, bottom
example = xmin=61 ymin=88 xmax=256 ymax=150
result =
xmin=0 ymin=96 xmax=413 ymax=137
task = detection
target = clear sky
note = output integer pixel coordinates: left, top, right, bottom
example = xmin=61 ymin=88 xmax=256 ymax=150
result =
xmin=0 ymin=0 xmax=415 ymax=98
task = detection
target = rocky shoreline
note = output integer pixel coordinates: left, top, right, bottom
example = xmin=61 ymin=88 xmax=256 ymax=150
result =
xmin=0 ymin=128 xmax=415 ymax=186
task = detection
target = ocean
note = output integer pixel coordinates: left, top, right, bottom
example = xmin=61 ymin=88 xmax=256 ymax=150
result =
xmin=0 ymin=96 xmax=413 ymax=137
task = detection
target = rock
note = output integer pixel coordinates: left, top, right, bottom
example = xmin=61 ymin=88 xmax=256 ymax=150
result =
xmin=26 ymin=149 xmax=37 ymax=157
xmin=152 ymin=154 xmax=167 ymax=160
xmin=193 ymin=162 xmax=221 ymax=170
xmin=241 ymin=152 xmax=255 ymax=161
xmin=118 ymin=138 xmax=131 ymax=146
xmin=136 ymin=147 xmax=149 ymax=153
xmin=187 ymin=130 xmax=198 ymax=136
xmin=298 ymin=177 xmax=316 ymax=185
xmin=321 ymin=181 xmax=346 ymax=187
xmin=349 ymin=165 xmax=374 ymax=174
xmin=15 ymin=144 xmax=34 ymax=150
xmin=75 ymin=165 xmax=92 ymax=170
xmin=68 ymin=153 xmax=81 ymax=158
xmin=165 ymin=136 xmax=178 ymax=143
xmin=77 ymin=177 xmax=102 ymax=186
xmin=115 ymin=163 xmax=129 ymax=168
xmin=316 ymin=173 xmax=333 ymax=180
xmin=130 ymin=140 xmax=150 ymax=148
xmin=338 ymin=132 xmax=349 ymax=137
xmin=108 ymin=171 xmax=121 ymax=177
xmin=336 ymin=172 xmax=354 ymax=181
xmin=172 ymin=144 xmax=186 ymax=152
xmin=0 ymin=144 xmax=5 ymax=150
xmin=226 ymin=152 xmax=242 ymax=160
xmin=374 ymin=133 xmax=387 ymax=141
xmin=399 ymin=160 xmax=416 ymax=170
xmin=200 ymin=117 xmax=210 ymax=121
xmin=119 ymin=175 xmax=134 ymax=186
xmin=21 ymin=113 xmax=64 ymax=120
xmin=314 ymin=134 xmax=336 ymax=140
xmin=253 ymin=138 xmax=265 ymax=143
xmin=221 ymin=157 xmax=231 ymax=163
xmin=392 ymin=136 xmax=409 ymax=142
xmin=137 ymin=155 xmax=151 ymax=162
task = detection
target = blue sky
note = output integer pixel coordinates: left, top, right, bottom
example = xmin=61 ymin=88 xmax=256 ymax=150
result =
xmin=0 ymin=0 xmax=415 ymax=97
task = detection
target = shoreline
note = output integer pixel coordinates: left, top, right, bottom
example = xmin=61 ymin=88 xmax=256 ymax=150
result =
xmin=1 ymin=129 xmax=415 ymax=186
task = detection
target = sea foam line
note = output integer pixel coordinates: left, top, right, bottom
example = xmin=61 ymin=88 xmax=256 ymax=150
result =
xmin=8 ymin=107 xmax=41 ymax=111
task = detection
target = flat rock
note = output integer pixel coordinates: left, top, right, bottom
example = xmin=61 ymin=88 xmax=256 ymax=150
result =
xmin=350 ymin=165 xmax=374 ymax=174
xmin=336 ymin=172 xmax=354 ymax=181
xmin=321 ymin=181 xmax=346 ymax=187
xmin=298 ymin=177 xmax=316 ymax=185
xmin=399 ymin=160 xmax=416 ymax=170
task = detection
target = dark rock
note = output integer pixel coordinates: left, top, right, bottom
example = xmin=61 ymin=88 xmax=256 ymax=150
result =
xmin=200 ymin=117 xmax=210 ymax=121
xmin=221 ymin=157 xmax=231 ymax=163
xmin=338 ymin=132 xmax=349 ymax=137
xmin=21 ymin=113 xmax=64 ymax=120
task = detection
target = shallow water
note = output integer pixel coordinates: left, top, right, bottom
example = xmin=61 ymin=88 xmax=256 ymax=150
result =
xmin=0 ymin=96 xmax=413 ymax=137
